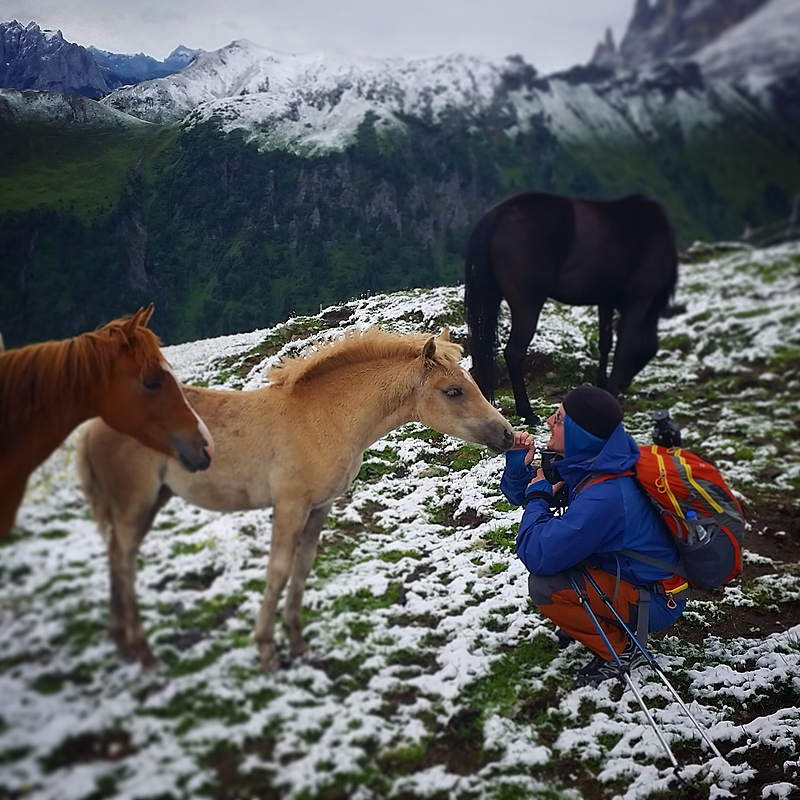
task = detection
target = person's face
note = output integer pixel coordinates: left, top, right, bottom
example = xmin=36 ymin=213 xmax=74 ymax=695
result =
xmin=546 ymin=404 xmax=565 ymax=455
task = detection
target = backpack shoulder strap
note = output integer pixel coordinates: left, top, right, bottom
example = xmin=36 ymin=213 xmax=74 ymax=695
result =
xmin=574 ymin=469 xmax=635 ymax=497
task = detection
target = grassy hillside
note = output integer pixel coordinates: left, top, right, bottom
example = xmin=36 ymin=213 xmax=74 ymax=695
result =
xmin=0 ymin=123 xmax=177 ymax=218
xmin=1 ymin=106 xmax=800 ymax=349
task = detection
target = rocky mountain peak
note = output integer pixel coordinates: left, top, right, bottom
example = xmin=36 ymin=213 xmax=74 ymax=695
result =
xmin=0 ymin=19 xmax=112 ymax=98
xmin=591 ymin=0 xmax=772 ymax=72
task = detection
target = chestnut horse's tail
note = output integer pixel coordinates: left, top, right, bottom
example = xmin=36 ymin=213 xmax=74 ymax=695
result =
xmin=465 ymin=210 xmax=503 ymax=402
xmin=76 ymin=425 xmax=113 ymax=540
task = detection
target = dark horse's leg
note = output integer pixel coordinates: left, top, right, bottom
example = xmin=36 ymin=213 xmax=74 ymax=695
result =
xmin=504 ymin=297 xmax=545 ymax=424
xmin=608 ymin=302 xmax=661 ymax=396
xmin=596 ymin=304 xmax=614 ymax=391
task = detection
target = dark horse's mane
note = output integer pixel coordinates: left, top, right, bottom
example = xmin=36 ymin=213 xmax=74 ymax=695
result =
xmin=0 ymin=320 xmax=163 ymax=435
xmin=465 ymin=191 xmax=678 ymax=422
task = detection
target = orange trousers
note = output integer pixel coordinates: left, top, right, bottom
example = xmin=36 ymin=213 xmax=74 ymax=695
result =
xmin=528 ymin=567 xmax=640 ymax=660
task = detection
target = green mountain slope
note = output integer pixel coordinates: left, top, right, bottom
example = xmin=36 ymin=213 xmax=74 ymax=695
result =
xmin=1 ymin=103 xmax=799 ymax=347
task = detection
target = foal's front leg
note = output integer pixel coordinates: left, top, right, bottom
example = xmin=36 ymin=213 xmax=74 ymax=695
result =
xmin=283 ymin=503 xmax=332 ymax=658
xmin=254 ymin=499 xmax=311 ymax=671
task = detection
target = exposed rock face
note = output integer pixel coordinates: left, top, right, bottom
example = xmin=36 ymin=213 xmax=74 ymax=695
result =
xmin=0 ymin=20 xmax=112 ymax=98
xmin=591 ymin=0 xmax=771 ymax=71
xmin=0 ymin=20 xmax=202 ymax=98
xmin=89 ymin=44 xmax=203 ymax=87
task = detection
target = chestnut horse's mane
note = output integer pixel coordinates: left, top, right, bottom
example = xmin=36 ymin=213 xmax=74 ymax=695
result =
xmin=0 ymin=317 xmax=164 ymax=435
xmin=267 ymin=328 xmax=463 ymax=389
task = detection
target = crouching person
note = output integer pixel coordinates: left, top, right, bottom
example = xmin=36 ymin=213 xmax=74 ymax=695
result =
xmin=501 ymin=385 xmax=688 ymax=685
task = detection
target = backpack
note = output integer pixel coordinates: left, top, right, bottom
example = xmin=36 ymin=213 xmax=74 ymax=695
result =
xmin=580 ymin=445 xmax=745 ymax=591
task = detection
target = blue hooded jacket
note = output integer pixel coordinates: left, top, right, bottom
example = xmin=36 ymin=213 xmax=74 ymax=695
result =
xmin=500 ymin=415 xmax=685 ymax=630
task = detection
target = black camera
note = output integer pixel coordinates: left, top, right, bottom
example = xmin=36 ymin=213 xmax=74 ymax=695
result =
xmin=651 ymin=409 xmax=682 ymax=448
xmin=540 ymin=449 xmax=569 ymax=511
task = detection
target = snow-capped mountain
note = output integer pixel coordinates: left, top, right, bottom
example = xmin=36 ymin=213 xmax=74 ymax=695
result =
xmin=694 ymin=0 xmax=800 ymax=89
xmin=99 ymin=31 xmax=781 ymax=157
xmin=0 ymin=86 xmax=152 ymax=128
xmin=102 ymin=40 xmax=532 ymax=148
xmin=590 ymin=0 xmax=800 ymax=90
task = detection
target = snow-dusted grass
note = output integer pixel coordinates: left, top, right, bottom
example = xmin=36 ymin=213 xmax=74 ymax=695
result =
xmin=1 ymin=242 xmax=799 ymax=799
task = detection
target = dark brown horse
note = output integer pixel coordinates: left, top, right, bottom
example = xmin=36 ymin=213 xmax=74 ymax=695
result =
xmin=465 ymin=192 xmax=678 ymax=423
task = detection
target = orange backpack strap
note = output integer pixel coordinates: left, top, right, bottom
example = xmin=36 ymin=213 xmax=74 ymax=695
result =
xmin=574 ymin=469 xmax=635 ymax=496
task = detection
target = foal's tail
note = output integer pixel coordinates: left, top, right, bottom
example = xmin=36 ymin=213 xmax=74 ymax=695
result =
xmin=464 ymin=210 xmax=503 ymax=402
xmin=76 ymin=423 xmax=113 ymax=540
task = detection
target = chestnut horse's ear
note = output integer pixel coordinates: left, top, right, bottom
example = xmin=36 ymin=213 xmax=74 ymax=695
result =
xmin=139 ymin=303 xmax=155 ymax=328
xmin=123 ymin=304 xmax=154 ymax=334
xmin=422 ymin=335 xmax=437 ymax=368
xmin=437 ymin=327 xmax=450 ymax=342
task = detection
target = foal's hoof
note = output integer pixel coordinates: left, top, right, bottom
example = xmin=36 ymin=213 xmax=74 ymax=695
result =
xmin=116 ymin=644 xmax=159 ymax=671
xmin=258 ymin=643 xmax=280 ymax=673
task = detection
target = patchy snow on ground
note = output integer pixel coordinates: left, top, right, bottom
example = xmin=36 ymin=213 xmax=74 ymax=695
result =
xmin=1 ymin=242 xmax=799 ymax=799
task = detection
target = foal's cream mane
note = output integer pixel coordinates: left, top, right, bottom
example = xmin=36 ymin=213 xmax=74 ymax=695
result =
xmin=0 ymin=318 xmax=164 ymax=432
xmin=267 ymin=328 xmax=463 ymax=389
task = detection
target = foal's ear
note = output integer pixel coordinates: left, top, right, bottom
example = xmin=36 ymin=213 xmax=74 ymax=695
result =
xmin=422 ymin=335 xmax=437 ymax=367
xmin=437 ymin=327 xmax=450 ymax=342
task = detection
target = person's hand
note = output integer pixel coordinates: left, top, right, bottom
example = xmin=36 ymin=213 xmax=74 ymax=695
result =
xmin=528 ymin=466 xmax=565 ymax=495
xmin=511 ymin=431 xmax=536 ymax=466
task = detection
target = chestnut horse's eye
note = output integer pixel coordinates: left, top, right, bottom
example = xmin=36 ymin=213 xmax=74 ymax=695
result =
xmin=443 ymin=386 xmax=463 ymax=399
xmin=143 ymin=378 xmax=163 ymax=392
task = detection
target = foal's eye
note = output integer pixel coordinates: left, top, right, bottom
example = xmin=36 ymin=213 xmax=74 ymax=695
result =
xmin=443 ymin=386 xmax=463 ymax=399
xmin=143 ymin=378 xmax=163 ymax=392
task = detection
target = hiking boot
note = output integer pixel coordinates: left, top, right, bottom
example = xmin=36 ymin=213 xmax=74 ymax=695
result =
xmin=575 ymin=639 xmax=648 ymax=686
xmin=556 ymin=629 xmax=575 ymax=650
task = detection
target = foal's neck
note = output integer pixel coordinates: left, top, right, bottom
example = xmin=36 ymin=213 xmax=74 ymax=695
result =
xmin=312 ymin=361 xmax=419 ymax=454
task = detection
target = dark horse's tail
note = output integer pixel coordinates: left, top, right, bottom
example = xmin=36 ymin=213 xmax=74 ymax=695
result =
xmin=464 ymin=209 xmax=503 ymax=402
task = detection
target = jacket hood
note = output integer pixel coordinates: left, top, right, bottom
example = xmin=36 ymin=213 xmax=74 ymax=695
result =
xmin=556 ymin=417 xmax=640 ymax=488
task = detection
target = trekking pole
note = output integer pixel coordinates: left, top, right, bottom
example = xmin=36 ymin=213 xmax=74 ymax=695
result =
xmin=580 ymin=568 xmax=726 ymax=762
xmin=567 ymin=571 xmax=684 ymax=776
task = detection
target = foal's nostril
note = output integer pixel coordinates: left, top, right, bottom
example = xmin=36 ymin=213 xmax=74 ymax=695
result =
xmin=503 ymin=428 xmax=514 ymax=448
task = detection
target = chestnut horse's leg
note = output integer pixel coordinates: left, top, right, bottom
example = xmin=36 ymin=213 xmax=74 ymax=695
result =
xmin=596 ymin=304 xmax=614 ymax=391
xmin=0 ymin=471 xmax=27 ymax=540
xmin=282 ymin=503 xmax=332 ymax=659
xmin=504 ymin=297 xmax=545 ymax=424
xmin=254 ymin=498 xmax=312 ymax=671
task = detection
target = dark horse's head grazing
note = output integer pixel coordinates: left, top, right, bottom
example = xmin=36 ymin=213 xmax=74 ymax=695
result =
xmin=464 ymin=191 xmax=678 ymax=423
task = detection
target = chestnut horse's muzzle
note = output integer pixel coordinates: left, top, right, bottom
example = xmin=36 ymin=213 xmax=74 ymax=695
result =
xmin=171 ymin=435 xmax=213 ymax=472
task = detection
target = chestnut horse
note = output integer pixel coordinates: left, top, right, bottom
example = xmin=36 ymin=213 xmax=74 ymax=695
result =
xmin=0 ymin=305 xmax=213 ymax=539
xmin=77 ymin=328 xmax=514 ymax=671
xmin=465 ymin=191 xmax=678 ymax=423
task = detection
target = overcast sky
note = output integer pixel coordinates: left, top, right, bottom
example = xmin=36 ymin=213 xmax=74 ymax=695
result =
xmin=3 ymin=0 xmax=635 ymax=74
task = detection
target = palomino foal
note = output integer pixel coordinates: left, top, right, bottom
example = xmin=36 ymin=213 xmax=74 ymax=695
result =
xmin=78 ymin=328 xmax=514 ymax=671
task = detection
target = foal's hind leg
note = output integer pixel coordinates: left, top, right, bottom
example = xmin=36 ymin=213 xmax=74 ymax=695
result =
xmin=106 ymin=487 xmax=172 ymax=669
xmin=504 ymin=298 xmax=545 ymax=424
xmin=283 ymin=503 xmax=331 ymax=659
xmin=254 ymin=498 xmax=312 ymax=671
